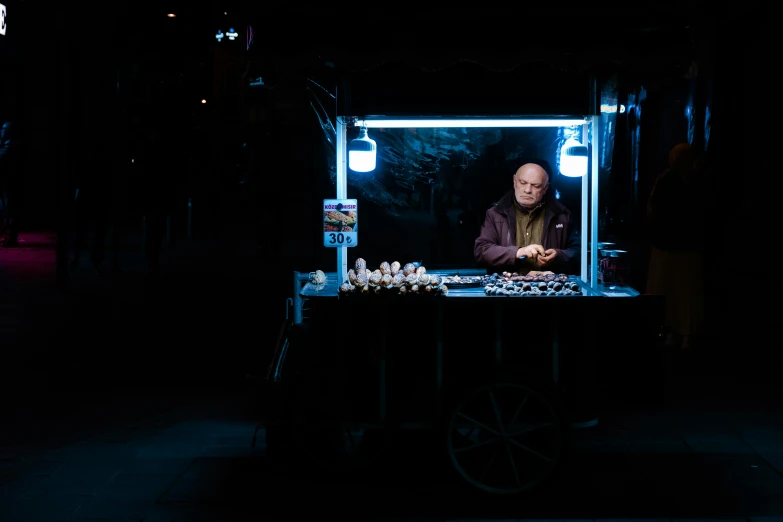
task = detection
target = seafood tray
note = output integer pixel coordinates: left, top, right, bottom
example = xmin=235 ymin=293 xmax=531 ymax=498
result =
xmin=484 ymin=271 xmax=581 ymax=296
xmin=439 ymin=275 xmax=489 ymax=287
xmin=491 ymin=270 xmax=570 ymax=283
xmin=338 ymin=258 xmax=450 ymax=296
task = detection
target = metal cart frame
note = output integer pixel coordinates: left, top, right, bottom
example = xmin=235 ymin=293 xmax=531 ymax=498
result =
xmin=257 ymin=103 xmax=660 ymax=494
xmin=260 ymin=270 xmax=606 ymax=495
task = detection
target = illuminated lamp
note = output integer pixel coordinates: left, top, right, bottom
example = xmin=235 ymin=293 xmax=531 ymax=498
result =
xmin=348 ymin=125 xmax=376 ymax=172
xmin=559 ymin=138 xmax=588 ymax=177
xmin=357 ymin=118 xmax=586 ymax=128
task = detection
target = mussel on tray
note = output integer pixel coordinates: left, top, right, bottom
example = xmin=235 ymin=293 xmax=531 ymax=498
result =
xmin=339 ymin=258 xmax=449 ymax=296
xmin=482 ymin=271 xmax=582 ymax=297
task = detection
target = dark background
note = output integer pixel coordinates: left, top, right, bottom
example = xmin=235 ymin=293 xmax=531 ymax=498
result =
xmin=0 ymin=1 xmax=769 ymax=377
xmin=1 ymin=6 xmax=778 ymax=519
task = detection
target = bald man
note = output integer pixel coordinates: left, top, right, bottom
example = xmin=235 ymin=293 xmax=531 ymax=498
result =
xmin=474 ymin=162 xmax=579 ymax=275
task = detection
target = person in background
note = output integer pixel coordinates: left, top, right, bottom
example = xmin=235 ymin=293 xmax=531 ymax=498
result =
xmin=136 ymin=110 xmax=183 ymax=279
xmin=645 ymin=142 xmax=705 ymax=349
xmin=70 ymin=129 xmax=112 ymax=273
xmin=474 ymin=161 xmax=579 ymax=275
xmin=0 ymin=121 xmax=23 ymax=247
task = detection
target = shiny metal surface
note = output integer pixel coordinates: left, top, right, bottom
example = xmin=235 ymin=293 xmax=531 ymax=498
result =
xmin=299 ymin=270 xmax=602 ymax=298
xmin=599 ymin=249 xmax=628 ymax=258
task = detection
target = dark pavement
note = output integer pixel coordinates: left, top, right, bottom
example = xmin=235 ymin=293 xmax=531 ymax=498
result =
xmin=1 ymin=229 xmax=782 ymax=522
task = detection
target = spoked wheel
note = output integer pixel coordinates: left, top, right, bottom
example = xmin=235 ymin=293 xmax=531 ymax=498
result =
xmin=446 ymin=381 xmax=565 ymax=495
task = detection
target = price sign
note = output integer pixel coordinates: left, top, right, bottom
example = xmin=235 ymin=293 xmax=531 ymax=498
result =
xmin=323 ymin=199 xmax=357 ymax=247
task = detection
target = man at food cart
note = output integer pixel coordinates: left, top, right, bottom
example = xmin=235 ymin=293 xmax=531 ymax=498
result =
xmin=474 ymin=161 xmax=579 ymax=275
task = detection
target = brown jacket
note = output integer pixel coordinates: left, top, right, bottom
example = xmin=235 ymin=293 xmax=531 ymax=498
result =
xmin=474 ymin=190 xmax=580 ymax=274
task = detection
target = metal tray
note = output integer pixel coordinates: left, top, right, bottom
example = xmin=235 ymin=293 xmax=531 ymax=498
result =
xmin=440 ymin=275 xmax=486 ymax=287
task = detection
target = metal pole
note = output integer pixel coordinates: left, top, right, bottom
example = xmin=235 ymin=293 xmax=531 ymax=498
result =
xmin=336 ymin=119 xmax=348 ymax=284
xmin=435 ymin=301 xmax=443 ymax=420
xmin=590 ymin=116 xmax=600 ymax=291
xmin=378 ymin=316 xmax=387 ymax=424
xmin=187 ymin=197 xmax=192 ymax=239
xmin=292 ymin=271 xmax=303 ymax=324
xmin=581 ymin=122 xmax=589 ymax=285
xmin=495 ymin=301 xmax=502 ymax=364
xmin=551 ymin=315 xmax=560 ymax=384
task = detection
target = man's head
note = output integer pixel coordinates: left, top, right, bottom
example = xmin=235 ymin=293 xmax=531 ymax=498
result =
xmin=513 ymin=162 xmax=549 ymax=209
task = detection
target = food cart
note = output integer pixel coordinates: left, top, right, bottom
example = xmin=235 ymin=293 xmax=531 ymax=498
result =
xmin=261 ymin=61 xmax=665 ymax=495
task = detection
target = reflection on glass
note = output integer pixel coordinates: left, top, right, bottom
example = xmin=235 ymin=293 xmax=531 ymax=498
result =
xmin=329 ymin=125 xmax=588 ymax=269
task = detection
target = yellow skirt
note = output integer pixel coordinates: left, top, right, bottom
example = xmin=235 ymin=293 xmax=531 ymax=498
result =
xmin=645 ymin=246 xmax=704 ymax=338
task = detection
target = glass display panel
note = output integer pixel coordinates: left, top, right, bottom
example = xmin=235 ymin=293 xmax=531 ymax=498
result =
xmin=338 ymin=124 xmax=587 ymax=272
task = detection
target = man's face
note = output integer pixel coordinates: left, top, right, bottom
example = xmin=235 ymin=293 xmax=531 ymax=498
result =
xmin=513 ymin=164 xmax=549 ymax=209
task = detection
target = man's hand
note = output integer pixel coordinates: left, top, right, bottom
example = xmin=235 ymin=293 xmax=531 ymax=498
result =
xmin=536 ymin=248 xmax=558 ymax=267
xmin=517 ymin=244 xmax=545 ymax=259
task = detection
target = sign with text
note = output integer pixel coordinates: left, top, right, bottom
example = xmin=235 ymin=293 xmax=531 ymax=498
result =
xmin=323 ymin=199 xmax=357 ymax=247
xmin=216 ymin=27 xmax=239 ymax=42
xmin=1 ymin=3 xmax=7 ymax=36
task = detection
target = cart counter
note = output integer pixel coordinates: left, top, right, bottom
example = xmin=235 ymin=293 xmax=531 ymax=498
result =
xmin=300 ymin=269 xmax=607 ymax=299
xmin=283 ymin=269 xmax=663 ymax=439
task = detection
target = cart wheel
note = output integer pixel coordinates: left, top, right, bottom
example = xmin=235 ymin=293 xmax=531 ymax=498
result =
xmin=446 ymin=380 xmax=565 ymax=495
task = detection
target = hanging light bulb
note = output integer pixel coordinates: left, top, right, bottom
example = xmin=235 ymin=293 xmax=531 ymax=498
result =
xmin=348 ymin=125 xmax=377 ymax=172
xmin=559 ymin=138 xmax=588 ymax=177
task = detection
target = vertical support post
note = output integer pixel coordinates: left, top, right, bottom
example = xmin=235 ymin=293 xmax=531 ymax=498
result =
xmin=336 ymin=119 xmax=348 ymax=284
xmin=590 ymin=115 xmax=600 ymax=291
xmin=292 ymin=271 xmax=303 ymax=325
xmin=581 ymin=121 xmax=589 ymax=284
xmin=435 ymin=301 xmax=443 ymax=420
xmin=551 ymin=315 xmax=560 ymax=384
xmin=494 ymin=301 xmax=502 ymax=365
xmin=378 ymin=312 xmax=387 ymax=424
xmin=187 ymin=197 xmax=192 ymax=239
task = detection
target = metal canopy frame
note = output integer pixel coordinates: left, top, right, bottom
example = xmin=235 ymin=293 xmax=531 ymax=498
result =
xmin=335 ymin=116 xmax=601 ymax=291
